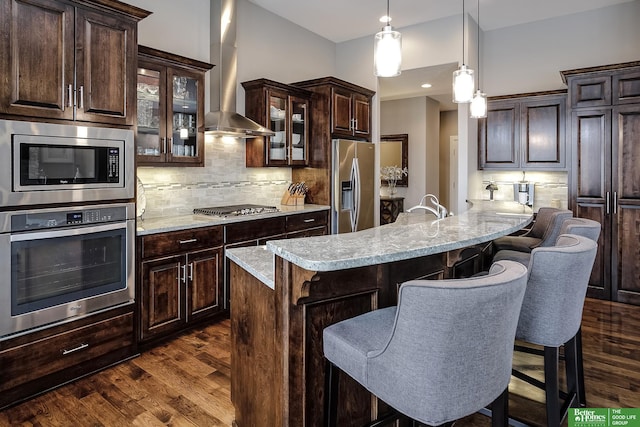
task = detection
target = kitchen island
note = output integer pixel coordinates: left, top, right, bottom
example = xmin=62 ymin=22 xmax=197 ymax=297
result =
xmin=226 ymin=200 xmax=533 ymax=427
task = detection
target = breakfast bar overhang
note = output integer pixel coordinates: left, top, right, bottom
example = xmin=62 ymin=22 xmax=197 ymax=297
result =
xmin=226 ymin=201 xmax=533 ymax=427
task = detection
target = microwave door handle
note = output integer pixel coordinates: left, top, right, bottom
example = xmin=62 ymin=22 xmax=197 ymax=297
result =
xmin=9 ymin=221 xmax=126 ymax=242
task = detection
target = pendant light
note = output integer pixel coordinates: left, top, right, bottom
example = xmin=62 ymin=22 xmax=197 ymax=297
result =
xmin=374 ymin=0 xmax=402 ymax=77
xmin=470 ymin=0 xmax=487 ymax=118
xmin=452 ymin=0 xmax=474 ymax=103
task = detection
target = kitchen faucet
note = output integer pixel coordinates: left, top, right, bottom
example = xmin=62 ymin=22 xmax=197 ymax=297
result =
xmin=407 ymin=194 xmax=448 ymax=219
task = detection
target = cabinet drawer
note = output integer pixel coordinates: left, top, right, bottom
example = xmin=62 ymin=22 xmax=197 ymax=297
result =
xmin=141 ymin=226 xmax=223 ymax=259
xmin=286 ymin=211 xmax=328 ymax=232
xmin=613 ymin=70 xmax=640 ymax=104
xmin=0 ymin=313 xmax=133 ymax=392
xmin=225 ymin=217 xmax=286 ymax=244
xmin=569 ymin=75 xmax=612 ymax=108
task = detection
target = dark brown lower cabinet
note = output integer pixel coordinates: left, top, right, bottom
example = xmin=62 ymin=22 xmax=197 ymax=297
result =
xmin=0 ymin=305 xmax=136 ymax=410
xmin=138 ymin=226 xmax=224 ymax=345
xmin=224 ymin=211 xmax=329 ymax=309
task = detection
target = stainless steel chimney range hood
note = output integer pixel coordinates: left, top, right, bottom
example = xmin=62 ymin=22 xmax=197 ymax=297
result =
xmin=204 ymin=111 xmax=273 ymax=137
xmin=207 ymin=0 xmax=274 ymax=138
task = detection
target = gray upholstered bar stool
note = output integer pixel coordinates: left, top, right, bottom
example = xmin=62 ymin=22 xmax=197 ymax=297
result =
xmin=322 ymin=260 xmax=529 ymax=427
xmin=494 ymin=216 xmax=601 ymax=268
xmin=554 ymin=217 xmax=601 ymax=407
xmin=492 ymin=207 xmax=573 ymax=255
xmin=511 ymin=234 xmax=597 ymax=427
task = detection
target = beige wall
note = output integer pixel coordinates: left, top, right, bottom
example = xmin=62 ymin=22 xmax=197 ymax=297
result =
xmin=439 ymin=111 xmax=458 ymax=209
xmin=380 ymin=97 xmax=440 ymax=207
xmin=127 ymin=0 xmax=640 ymax=217
xmin=128 ymin=0 xmax=338 ymax=218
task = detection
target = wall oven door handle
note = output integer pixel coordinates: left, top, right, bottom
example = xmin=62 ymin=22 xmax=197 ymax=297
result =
xmin=10 ymin=221 xmax=126 ymax=242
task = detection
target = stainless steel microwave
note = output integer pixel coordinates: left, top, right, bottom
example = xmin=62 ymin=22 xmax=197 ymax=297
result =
xmin=0 ymin=120 xmax=134 ymax=207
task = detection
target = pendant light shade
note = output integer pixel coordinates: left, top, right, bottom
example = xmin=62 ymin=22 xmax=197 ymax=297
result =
xmin=470 ymin=0 xmax=487 ymax=118
xmin=470 ymin=89 xmax=487 ymax=118
xmin=453 ymin=65 xmax=474 ymax=103
xmin=452 ymin=0 xmax=474 ymax=103
xmin=374 ymin=0 xmax=402 ymax=77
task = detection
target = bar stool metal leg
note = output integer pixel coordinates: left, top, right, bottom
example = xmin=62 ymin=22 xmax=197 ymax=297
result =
xmin=576 ymin=328 xmax=587 ymax=406
xmin=325 ymin=360 xmax=340 ymax=427
xmin=544 ymin=347 xmax=561 ymax=427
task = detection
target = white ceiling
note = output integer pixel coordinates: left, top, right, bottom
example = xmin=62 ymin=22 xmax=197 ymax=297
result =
xmin=247 ymin=0 xmax=634 ymax=43
xmin=247 ymin=0 xmax=635 ymax=110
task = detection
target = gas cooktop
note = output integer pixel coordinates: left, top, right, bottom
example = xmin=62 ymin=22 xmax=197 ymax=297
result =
xmin=193 ymin=204 xmax=279 ymax=217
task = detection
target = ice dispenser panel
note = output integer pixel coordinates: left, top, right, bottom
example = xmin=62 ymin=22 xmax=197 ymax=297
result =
xmin=341 ymin=181 xmax=353 ymax=210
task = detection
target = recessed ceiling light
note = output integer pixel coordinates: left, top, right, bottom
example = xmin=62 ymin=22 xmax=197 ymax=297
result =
xmin=421 ymin=83 xmax=432 ymax=88
xmin=379 ymin=15 xmax=391 ymax=23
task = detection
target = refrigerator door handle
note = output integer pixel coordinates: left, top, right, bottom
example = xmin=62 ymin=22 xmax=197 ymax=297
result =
xmin=350 ymin=158 xmax=359 ymax=232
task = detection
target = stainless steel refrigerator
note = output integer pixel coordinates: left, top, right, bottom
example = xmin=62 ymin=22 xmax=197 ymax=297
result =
xmin=331 ymin=139 xmax=375 ymax=234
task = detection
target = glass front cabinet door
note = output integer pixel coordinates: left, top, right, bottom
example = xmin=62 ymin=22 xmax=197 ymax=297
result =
xmin=136 ymin=46 xmax=213 ymax=167
xmin=242 ymin=79 xmax=312 ymax=167
xmin=268 ymin=90 xmax=288 ymax=165
xmin=289 ymin=96 xmax=308 ymax=166
xmin=168 ymin=71 xmax=200 ymax=163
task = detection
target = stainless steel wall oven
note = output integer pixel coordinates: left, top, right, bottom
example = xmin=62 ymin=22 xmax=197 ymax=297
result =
xmin=0 ymin=203 xmax=135 ymax=339
xmin=0 ymin=119 xmax=134 ymax=207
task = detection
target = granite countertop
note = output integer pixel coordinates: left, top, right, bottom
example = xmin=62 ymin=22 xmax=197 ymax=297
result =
xmin=225 ymin=246 xmax=276 ymax=289
xmin=136 ymin=204 xmax=330 ymax=236
xmin=225 ymin=200 xmax=533 ymax=287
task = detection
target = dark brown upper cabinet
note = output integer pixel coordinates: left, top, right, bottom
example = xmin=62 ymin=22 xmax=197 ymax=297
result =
xmin=478 ymin=91 xmax=567 ymax=170
xmin=294 ymin=76 xmax=375 ymax=142
xmin=136 ymin=46 xmax=213 ymax=167
xmin=242 ymin=79 xmax=312 ymax=167
xmin=0 ymin=0 xmax=150 ymax=126
xmin=562 ymin=61 xmax=640 ymax=305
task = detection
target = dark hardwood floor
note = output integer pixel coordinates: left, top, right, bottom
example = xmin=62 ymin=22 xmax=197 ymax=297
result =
xmin=1 ymin=298 xmax=639 ymax=426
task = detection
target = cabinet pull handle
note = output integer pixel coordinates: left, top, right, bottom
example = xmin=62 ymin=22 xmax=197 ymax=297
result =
xmin=303 ymin=218 xmax=316 ymax=223
xmin=79 ymin=85 xmax=84 ymax=109
xmin=62 ymin=343 xmax=89 ymax=356
xmin=189 ymin=262 xmax=194 ymax=281
xmin=161 ymin=137 xmax=167 ymax=154
xmin=181 ymin=264 xmax=187 ymax=284
xmin=67 ymin=84 xmax=73 ymax=107
xmin=613 ymin=191 xmax=617 ymax=214
xmin=606 ymin=192 xmax=610 ymax=215
xmin=179 ymin=238 xmax=197 ymax=244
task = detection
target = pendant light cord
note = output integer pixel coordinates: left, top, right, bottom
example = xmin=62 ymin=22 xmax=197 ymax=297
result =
xmin=387 ymin=0 xmax=390 ymax=25
xmin=477 ymin=0 xmax=480 ymax=88
xmin=462 ymin=0 xmax=465 ymax=66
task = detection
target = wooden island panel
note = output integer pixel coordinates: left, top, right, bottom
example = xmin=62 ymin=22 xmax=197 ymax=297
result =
xmin=230 ymin=253 xmax=448 ymax=426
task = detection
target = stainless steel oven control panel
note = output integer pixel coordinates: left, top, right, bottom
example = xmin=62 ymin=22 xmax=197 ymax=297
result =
xmin=10 ymin=205 xmax=129 ymax=232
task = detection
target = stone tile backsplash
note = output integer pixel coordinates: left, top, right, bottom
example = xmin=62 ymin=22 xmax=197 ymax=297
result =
xmin=137 ymin=136 xmax=292 ymax=219
xmin=479 ymin=171 xmax=569 ymax=212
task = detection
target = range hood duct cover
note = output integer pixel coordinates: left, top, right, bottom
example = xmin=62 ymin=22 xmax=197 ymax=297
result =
xmin=207 ymin=0 xmax=273 ymax=137
xmin=204 ymin=111 xmax=273 ymax=137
